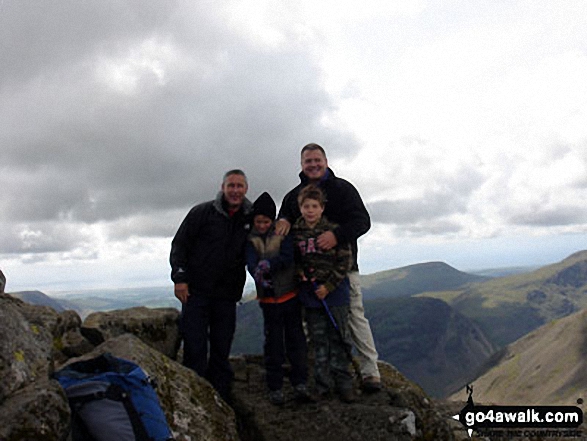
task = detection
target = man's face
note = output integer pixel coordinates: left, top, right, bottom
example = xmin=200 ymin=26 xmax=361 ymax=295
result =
xmin=301 ymin=149 xmax=328 ymax=182
xmin=222 ymin=174 xmax=248 ymax=209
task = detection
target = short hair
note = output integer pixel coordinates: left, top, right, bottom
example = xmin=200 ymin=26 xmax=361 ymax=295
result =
xmin=297 ymin=184 xmax=325 ymax=207
xmin=301 ymin=143 xmax=327 ymax=158
xmin=223 ymin=169 xmax=248 ymax=185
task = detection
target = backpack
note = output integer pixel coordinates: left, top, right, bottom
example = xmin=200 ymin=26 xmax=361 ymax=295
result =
xmin=54 ymin=353 xmax=174 ymax=441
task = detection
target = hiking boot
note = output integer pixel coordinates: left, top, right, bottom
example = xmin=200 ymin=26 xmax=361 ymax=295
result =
xmin=339 ymin=389 xmax=356 ymax=403
xmin=293 ymin=383 xmax=315 ymax=403
xmin=362 ymin=376 xmax=382 ymax=393
xmin=268 ymin=389 xmax=285 ymax=406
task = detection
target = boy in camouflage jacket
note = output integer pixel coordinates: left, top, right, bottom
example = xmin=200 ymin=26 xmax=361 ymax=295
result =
xmin=291 ymin=185 xmax=355 ymax=402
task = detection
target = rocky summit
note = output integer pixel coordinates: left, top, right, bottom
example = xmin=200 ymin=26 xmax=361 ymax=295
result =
xmin=0 ymin=291 xmax=483 ymax=440
xmin=231 ymin=355 xmax=454 ymax=441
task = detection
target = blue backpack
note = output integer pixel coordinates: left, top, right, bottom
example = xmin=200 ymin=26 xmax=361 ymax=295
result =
xmin=54 ymin=353 xmax=174 ymax=441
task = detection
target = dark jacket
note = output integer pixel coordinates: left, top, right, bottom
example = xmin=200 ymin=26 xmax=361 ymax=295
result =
xmin=292 ymin=215 xmax=352 ymax=308
xmin=278 ymin=168 xmax=370 ymax=271
xmin=245 ymin=225 xmax=297 ymax=299
xmin=170 ymin=192 xmax=253 ymax=301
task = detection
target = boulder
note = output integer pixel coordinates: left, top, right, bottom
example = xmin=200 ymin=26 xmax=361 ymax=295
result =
xmin=53 ymin=310 xmax=94 ymax=364
xmin=0 ymin=294 xmax=55 ymax=402
xmin=0 ymin=294 xmax=74 ymax=440
xmin=0 ymin=379 xmax=70 ymax=441
xmin=81 ymin=307 xmax=181 ymax=359
xmin=64 ymin=333 xmax=239 ymax=441
xmin=230 ymin=355 xmax=454 ymax=441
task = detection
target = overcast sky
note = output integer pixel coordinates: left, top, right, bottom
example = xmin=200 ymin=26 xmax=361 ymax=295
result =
xmin=2 ymin=0 xmax=586 ymax=291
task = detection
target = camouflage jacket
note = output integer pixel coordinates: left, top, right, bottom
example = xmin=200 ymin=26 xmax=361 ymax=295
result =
xmin=291 ymin=215 xmax=353 ymax=306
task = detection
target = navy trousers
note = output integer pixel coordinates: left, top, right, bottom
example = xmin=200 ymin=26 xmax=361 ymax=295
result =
xmin=260 ymin=296 xmax=308 ymax=392
xmin=181 ymin=295 xmax=236 ymax=401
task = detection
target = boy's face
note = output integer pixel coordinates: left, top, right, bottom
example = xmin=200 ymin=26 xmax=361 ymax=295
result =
xmin=254 ymin=214 xmax=272 ymax=234
xmin=300 ymin=198 xmax=324 ymax=226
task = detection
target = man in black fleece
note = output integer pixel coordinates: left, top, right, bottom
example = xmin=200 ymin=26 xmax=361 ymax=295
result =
xmin=170 ymin=169 xmax=252 ymax=401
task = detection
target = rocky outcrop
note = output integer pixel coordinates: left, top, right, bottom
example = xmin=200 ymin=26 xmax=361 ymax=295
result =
xmin=0 ymin=378 xmax=70 ymax=441
xmin=0 ymin=294 xmax=233 ymax=441
xmin=0 ymin=294 xmax=73 ymax=441
xmin=0 ymin=294 xmax=58 ymax=402
xmin=547 ymin=261 xmax=587 ymax=288
xmin=231 ymin=354 xmax=455 ymax=441
xmin=81 ymin=306 xmax=181 ymax=359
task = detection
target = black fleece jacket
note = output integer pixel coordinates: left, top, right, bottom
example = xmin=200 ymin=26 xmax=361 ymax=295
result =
xmin=277 ymin=168 xmax=370 ymax=271
xmin=170 ymin=192 xmax=253 ymax=301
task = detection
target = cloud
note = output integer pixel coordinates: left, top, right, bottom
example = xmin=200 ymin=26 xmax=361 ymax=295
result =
xmin=508 ymin=205 xmax=587 ymax=228
xmin=369 ymin=193 xmax=466 ymax=226
xmin=0 ymin=221 xmax=97 ymax=256
xmin=0 ymin=0 xmax=358 ymax=259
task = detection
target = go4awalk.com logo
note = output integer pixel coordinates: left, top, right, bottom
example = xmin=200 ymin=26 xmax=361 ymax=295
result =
xmin=453 ymin=385 xmax=583 ymax=438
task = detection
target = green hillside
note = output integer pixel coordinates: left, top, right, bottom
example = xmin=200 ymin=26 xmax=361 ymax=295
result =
xmin=450 ymin=307 xmax=587 ymax=405
xmin=360 ymin=261 xmax=488 ymax=300
xmin=446 ymin=250 xmax=587 ymax=347
xmin=365 ymin=296 xmax=496 ymax=397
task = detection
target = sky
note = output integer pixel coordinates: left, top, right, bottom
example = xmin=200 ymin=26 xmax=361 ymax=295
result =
xmin=1 ymin=0 xmax=587 ymax=292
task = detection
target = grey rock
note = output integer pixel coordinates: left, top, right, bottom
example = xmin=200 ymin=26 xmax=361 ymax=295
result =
xmin=81 ymin=306 xmax=181 ymax=359
xmin=0 ymin=379 xmax=70 ymax=441
xmin=0 ymin=294 xmax=55 ymax=402
xmin=231 ymin=355 xmax=455 ymax=441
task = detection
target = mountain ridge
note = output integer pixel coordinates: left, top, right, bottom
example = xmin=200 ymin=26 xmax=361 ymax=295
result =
xmin=360 ymin=261 xmax=489 ymax=300
xmin=449 ymin=307 xmax=587 ymax=406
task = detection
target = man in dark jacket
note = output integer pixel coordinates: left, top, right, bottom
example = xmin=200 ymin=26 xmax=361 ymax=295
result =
xmin=170 ymin=169 xmax=252 ymax=401
xmin=276 ymin=144 xmax=382 ymax=392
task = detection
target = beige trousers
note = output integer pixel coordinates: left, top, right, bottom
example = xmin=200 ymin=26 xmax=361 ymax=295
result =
xmin=348 ymin=271 xmax=380 ymax=379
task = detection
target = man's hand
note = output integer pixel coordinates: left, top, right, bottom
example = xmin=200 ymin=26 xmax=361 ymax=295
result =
xmin=317 ymin=231 xmax=337 ymax=250
xmin=275 ymin=219 xmax=291 ymax=236
xmin=174 ymin=283 xmax=190 ymax=304
xmin=315 ymin=284 xmax=329 ymax=300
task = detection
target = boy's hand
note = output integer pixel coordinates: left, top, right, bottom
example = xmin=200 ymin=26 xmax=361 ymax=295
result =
xmin=317 ymin=231 xmax=337 ymax=250
xmin=174 ymin=283 xmax=190 ymax=304
xmin=275 ymin=219 xmax=291 ymax=235
xmin=315 ymin=284 xmax=329 ymax=300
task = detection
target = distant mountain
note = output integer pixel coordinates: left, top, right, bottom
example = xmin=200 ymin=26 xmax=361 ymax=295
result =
xmin=469 ymin=266 xmax=539 ymax=278
xmin=447 ymin=250 xmax=587 ymax=347
xmin=365 ymin=296 xmax=496 ymax=398
xmin=449 ymin=307 xmax=587 ymax=405
xmin=9 ymin=290 xmax=74 ymax=312
xmin=360 ymin=262 xmax=489 ymax=300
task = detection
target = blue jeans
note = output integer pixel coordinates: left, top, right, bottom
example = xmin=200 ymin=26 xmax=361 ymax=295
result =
xmin=181 ymin=295 xmax=236 ymax=400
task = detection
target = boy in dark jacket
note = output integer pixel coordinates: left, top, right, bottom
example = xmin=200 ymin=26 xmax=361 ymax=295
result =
xmin=291 ymin=185 xmax=355 ymax=402
xmin=246 ymin=192 xmax=310 ymax=405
